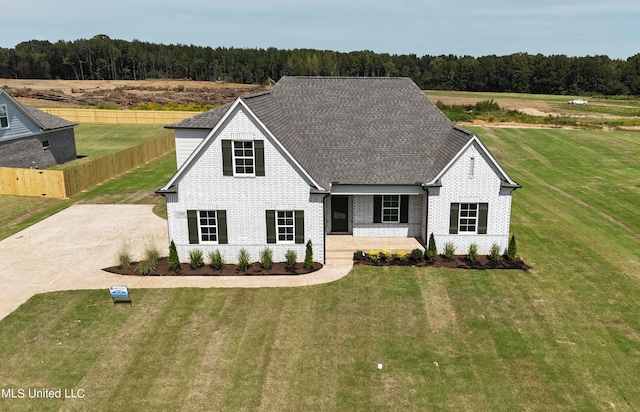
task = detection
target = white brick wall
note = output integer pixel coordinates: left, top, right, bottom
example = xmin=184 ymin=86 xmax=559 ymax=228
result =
xmin=426 ymin=140 xmax=515 ymax=254
xmin=352 ymin=195 xmax=423 ymax=238
xmin=167 ymin=106 xmax=325 ymax=264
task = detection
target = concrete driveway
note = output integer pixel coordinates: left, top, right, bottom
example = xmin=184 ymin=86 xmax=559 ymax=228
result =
xmin=0 ymin=205 xmax=354 ymax=321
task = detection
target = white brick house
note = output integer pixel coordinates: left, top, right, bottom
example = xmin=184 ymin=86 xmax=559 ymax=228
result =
xmin=157 ymin=77 xmax=520 ymax=263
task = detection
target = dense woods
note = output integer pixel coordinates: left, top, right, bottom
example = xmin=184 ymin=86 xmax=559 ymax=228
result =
xmin=1 ymin=35 xmax=640 ymax=96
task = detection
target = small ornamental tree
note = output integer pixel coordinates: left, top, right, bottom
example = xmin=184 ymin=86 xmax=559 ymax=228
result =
xmin=304 ymin=240 xmax=314 ymax=269
xmin=507 ymin=235 xmax=517 ymax=261
xmin=425 ymin=233 xmax=437 ymax=262
xmin=168 ymin=240 xmax=180 ymax=270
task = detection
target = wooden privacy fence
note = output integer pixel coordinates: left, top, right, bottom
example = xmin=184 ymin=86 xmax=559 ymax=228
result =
xmin=39 ymin=108 xmax=198 ymax=125
xmin=0 ymin=132 xmax=175 ymax=198
xmin=0 ymin=167 xmax=66 ymax=198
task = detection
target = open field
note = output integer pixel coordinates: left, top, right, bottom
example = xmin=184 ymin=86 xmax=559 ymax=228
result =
xmin=1 ymin=126 xmax=639 ymax=410
xmin=426 ymin=89 xmax=640 ymax=119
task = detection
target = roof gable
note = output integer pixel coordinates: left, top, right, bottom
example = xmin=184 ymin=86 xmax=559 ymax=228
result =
xmin=159 ymin=98 xmax=322 ymax=192
xmin=433 ymin=134 xmax=520 ymax=187
xmin=0 ymin=89 xmax=75 ymax=133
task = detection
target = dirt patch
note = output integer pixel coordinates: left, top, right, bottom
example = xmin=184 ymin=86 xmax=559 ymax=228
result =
xmin=355 ymin=254 xmax=529 ymax=271
xmin=2 ymin=79 xmax=267 ymax=109
xmin=104 ymin=257 xmax=323 ymax=276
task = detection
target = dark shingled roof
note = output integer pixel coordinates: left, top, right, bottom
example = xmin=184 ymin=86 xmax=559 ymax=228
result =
xmin=22 ymin=106 xmax=75 ymax=130
xmin=169 ymin=77 xmax=474 ymax=189
xmin=0 ymin=89 xmax=75 ymax=131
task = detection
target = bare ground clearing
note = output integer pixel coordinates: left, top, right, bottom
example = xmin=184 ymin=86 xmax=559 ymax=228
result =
xmin=1 ymin=79 xmax=265 ymax=108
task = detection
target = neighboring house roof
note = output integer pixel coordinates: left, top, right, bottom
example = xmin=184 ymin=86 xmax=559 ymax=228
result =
xmin=0 ymin=89 xmax=75 ymax=131
xmin=165 ymin=77 xmax=516 ymax=191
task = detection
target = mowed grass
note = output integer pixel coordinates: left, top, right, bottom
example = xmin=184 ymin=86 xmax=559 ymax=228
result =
xmin=53 ymin=124 xmax=168 ymax=169
xmin=1 ymin=127 xmax=640 ymax=410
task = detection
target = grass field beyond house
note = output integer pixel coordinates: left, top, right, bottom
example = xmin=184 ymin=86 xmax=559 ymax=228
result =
xmin=53 ymin=124 xmax=168 ymax=169
xmin=0 ymin=127 xmax=639 ymax=411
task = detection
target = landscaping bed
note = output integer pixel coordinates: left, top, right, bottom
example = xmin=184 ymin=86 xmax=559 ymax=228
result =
xmin=354 ymin=254 xmax=529 ymax=271
xmin=104 ymin=257 xmax=323 ymax=276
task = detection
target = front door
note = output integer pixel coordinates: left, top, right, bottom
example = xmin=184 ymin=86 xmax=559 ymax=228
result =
xmin=331 ymin=196 xmax=349 ymax=233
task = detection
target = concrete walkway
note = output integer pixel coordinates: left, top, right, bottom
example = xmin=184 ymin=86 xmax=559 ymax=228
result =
xmin=0 ymin=205 xmax=355 ymax=321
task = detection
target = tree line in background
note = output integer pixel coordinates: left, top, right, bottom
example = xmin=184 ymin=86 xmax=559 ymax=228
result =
xmin=2 ymin=34 xmax=640 ymax=96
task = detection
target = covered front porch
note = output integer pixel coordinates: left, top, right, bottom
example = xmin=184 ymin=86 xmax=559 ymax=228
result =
xmin=325 ymin=235 xmax=424 ymax=262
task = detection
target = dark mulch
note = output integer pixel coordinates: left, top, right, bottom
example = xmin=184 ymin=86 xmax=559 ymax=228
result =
xmin=355 ymin=254 xmax=530 ymax=271
xmin=103 ymin=257 xmax=323 ymax=277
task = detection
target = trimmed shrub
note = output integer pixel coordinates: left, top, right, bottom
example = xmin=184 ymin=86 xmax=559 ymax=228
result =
xmin=117 ymin=240 xmax=132 ymax=269
xmin=209 ymin=249 xmax=224 ymax=270
xmin=411 ymin=248 xmax=423 ymax=261
xmin=168 ymin=240 xmax=180 ymax=270
xmin=507 ymin=235 xmax=517 ymax=261
xmin=444 ymin=242 xmax=455 ymax=261
xmin=353 ymin=250 xmax=366 ymax=261
xmin=237 ymin=248 xmax=250 ymax=271
xmin=489 ymin=243 xmax=501 ymax=262
xmin=304 ymin=240 xmax=314 ymax=270
xmin=368 ymin=250 xmax=380 ymax=263
xmin=396 ymin=250 xmax=407 ymax=261
xmin=260 ymin=247 xmax=273 ymax=269
xmin=467 ymin=243 xmax=478 ymax=262
xmin=189 ymin=249 xmax=204 ymax=269
xmin=380 ymin=249 xmax=393 ymax=262
xmin=285 ymin=249 xmax=297 ymax=269
xmin=425 ymin=249 xmax=437 ymax=263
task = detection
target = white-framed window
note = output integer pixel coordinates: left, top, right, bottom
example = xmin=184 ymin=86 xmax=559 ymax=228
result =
xmin=0 ymin=104 xmax=9 ymax=129
xmin=459 ymin=203 xmax=478 ymax=232
xmin=233 ymin=141 xmax=255 ymax=176
xmin=198 ymin=210 xmax=218 ymax=243
xmin=277 ymin=210 xmax=295 ymax=243
xmin=382 ymin=195 xmax=400 ymax=223
xmin=42 ymin=140 xmax=50 ymax=149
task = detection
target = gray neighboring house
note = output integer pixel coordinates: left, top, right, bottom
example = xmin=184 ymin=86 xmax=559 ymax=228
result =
xmin=158 ymin=77 xmax=520 ymax=263
xmin=0 ymin=89 xmax=77 ymax=169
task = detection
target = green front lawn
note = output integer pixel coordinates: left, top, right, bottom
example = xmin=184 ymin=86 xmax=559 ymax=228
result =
xmin=1 ymin=126 xmax=639 ymax=410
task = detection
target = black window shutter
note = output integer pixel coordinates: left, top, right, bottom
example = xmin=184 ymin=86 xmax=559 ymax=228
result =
xmin=400 ymin=195 xmax=409 ymax=223
xmin=217 ymin=210 xmax=228 ymax=244
xmin=478 ymin=203 xmax=488 ymax=234
xmin=187 ymin=210 xmax=199 ymax=244
xmin=449 ymin=203 xmax=459 ymax=234
xmin=255 ymin=140 xmax=265 ymax=176
xmin=266 ymin=210 xmax=276 ymax=243
xmin=295 ymin=210 xmax=304 ymax=244
xmin=222 ymin=140 xmax=233 ymax=176
xmin=373 ymin=195 xmax=382 ymax=223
